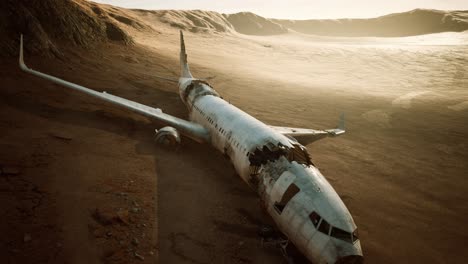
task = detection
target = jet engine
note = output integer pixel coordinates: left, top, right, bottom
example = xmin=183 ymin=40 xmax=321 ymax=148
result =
xmin=154 ymin=127 xmax=181 ymax=147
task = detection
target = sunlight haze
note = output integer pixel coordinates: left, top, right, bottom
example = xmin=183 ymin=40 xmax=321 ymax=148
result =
xmin=91 ymin=0 xmax=468 ymax=19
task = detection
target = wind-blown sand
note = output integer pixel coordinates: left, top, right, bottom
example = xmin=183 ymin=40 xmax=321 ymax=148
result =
xmin=1 ymin=1 xmax=468 ymax=263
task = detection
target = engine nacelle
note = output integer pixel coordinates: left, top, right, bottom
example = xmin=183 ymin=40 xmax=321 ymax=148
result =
xmin=154 ymin=127 xmax=181 ymax=147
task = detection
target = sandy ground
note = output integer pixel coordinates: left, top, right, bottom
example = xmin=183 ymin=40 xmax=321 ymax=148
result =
xmin=1 ymin=7 xmax=468 ymax=264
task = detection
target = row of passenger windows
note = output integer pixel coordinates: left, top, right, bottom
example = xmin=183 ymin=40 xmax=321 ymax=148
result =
xmin=218 ymin=126 xmax=248 ymax=154
xmin=273 ymin=183 xmax=358 ymax=244
xmin=194 ymin=104 xmax=248 ymax=154
xmin=194 ymin=104 xmax=215 ymax=126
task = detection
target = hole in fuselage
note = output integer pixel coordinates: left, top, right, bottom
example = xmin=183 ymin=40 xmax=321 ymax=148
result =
xmin=274 ymin=183 xmax=300 ymax=214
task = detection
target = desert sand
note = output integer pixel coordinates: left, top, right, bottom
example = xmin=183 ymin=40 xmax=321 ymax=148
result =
xmin=1 ymin=1 xmax=468 ymax=264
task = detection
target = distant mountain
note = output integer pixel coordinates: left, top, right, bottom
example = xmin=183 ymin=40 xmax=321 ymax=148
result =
xmin=134 ymin=8 xmax=468 ymax=37
xmin=2 ymin=0 xmax=467 ymax=57
xmin=273 ymin=9 xmax=468 ymax=37
xmin=224 ymin=12 xmax=288 ymax=35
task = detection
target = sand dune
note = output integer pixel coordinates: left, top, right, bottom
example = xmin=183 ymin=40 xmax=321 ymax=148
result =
xmin=1 ymin=1 xmax=468 ymax=264
xmin=448 ymin=101 xmax=468 ymax=111
xmin=133 ymin=9 xmax=235 ymax=34
xmin=143 ymin=8 xmax=468 ymax=37
xmin=274 ymin=9 xmax=468 ymax=37
xmin=3 ymin=1 xmax=467 ymax=58
xmin=225 ymin=12 xmax=288 ymax=35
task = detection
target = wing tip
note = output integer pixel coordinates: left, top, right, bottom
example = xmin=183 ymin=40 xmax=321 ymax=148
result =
xmin=19 ymin=34 xmax=28 ymax=71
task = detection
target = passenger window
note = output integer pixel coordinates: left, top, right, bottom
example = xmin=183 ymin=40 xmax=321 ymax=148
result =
xmin=318 ymin=219 xmax=330 ymax=235
xmin=274 ymin=183 xmax=300 ymax=214
xmin=309 ymin=211 xmax=321 ymax=227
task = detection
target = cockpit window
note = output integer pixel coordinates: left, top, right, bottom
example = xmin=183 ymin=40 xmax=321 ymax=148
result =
xmin=310 ymin=211 xmax=359 ymax=244
xmin=309 ymin=211 xmax=321 ymax=227
xmin=330 ymin=227 xmax=352 ymax=243
xmin=318 ymin=219 xmax=330 ymax=235
xmin=352 ymin=229 xmax=359 ymax=242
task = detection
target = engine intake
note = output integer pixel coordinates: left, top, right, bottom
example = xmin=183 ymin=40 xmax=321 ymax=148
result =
xmin=154 ymin=127 xmax=181 ymax=147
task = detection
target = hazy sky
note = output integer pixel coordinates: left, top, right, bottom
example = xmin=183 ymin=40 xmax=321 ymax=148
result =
xmin=92 ymin=0 xmax=468 ymax=19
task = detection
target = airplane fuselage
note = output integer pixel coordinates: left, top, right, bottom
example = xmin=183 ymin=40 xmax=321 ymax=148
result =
xmin=18 ymin=31 xmax=363 ymax=264
xmin=179 ymin=78 xmax=363 ymax=264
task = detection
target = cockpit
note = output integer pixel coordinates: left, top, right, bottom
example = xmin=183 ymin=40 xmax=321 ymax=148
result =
xmin=309 ymin=211 xmax=359 ymax=244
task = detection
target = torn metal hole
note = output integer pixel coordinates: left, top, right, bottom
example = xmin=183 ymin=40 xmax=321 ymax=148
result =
xmin=248 ymin=142 xmax=312 ymax=167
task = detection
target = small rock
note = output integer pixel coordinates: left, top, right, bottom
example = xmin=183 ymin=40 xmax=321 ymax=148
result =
xmin=131 ymin=207 xmax=140 ymax=213
xmin=9 ymin=248 xmax=20 ymax=254
xmin=132 ymin=201 xmax=139 ymax=207
xmin=106 ymin=232 xmax=113 ymax=237
xmin=142 ymin=223 xmax=147 ymax=227
xmin=149 ymin=251 xmax=154 ymax=256
xmin=132 ymin=237 xmax=139 ymax=246
xmin=2 ymin=166 xmax=21 ymax=176
xmin=93 ymin=229 xmax=104 ymax=238
xmin=124 ymin=56 xmax=139 ymax=64
xmin=134 ymin=252 xmax=145 ymax=261
xmin=116 ymin=209 xmax=130 ymax=225
xmin=23 ymin=233 xmax=32 ymax=243
xmin=49 ymin=134 xmax=72 ymax=141
xmin=92 ymin=208 xmax=114 ymax=226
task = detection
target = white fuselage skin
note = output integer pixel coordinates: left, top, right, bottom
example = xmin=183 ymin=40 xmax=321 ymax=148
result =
xmin=178 ymin=77 xmax=363 ymax=264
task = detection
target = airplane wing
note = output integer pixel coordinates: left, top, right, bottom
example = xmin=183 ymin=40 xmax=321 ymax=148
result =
xmin=270 ymin=114 xmax=345 ymax=145
xmin=18 ymin=35 xmax=209 ymax=143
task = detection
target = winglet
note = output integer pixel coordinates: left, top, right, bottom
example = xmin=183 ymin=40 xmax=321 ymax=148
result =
xmin=19 ymin=34 xmax=28 ymax=71
xmin=325 ymin=113 xmax=346 ymax=136
xmin=338 ymin=113 xmax=345 ymax=131
xmin=179 ymin=30 xmax=193 ymax=78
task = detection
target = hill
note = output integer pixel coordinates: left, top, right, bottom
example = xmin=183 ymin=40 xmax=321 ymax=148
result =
xmin=274 ymin=9 xmax=468 ymax=37
xmin=0 ymin=0 xmax=137 ymax=56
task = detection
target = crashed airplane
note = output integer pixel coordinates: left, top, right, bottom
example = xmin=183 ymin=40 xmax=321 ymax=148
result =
xmin=19 ymin=32 xmax=363 ymax=264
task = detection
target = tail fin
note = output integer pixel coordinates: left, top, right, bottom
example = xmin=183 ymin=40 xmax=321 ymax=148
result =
xmin=180 ymin=31 xmax=193 ymax=78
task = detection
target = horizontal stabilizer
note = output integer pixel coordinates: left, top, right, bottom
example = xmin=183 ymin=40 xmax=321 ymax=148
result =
xmin=271 ymin=114 xmax=346 ymax=145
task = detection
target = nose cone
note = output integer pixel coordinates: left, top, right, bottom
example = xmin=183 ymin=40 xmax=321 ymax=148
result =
xmin=335 ymin=255 xmax=364 ymax=264
xmin=315 ymin=230 xmax=363 ymax=264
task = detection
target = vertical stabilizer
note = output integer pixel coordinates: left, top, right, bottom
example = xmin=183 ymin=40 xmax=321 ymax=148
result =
xmin=180 ymin=31 xmax=193 ymax=78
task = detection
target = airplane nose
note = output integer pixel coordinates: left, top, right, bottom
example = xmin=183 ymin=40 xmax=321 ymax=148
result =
xmin=335 ymin=255 xmax=364 ymax=264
